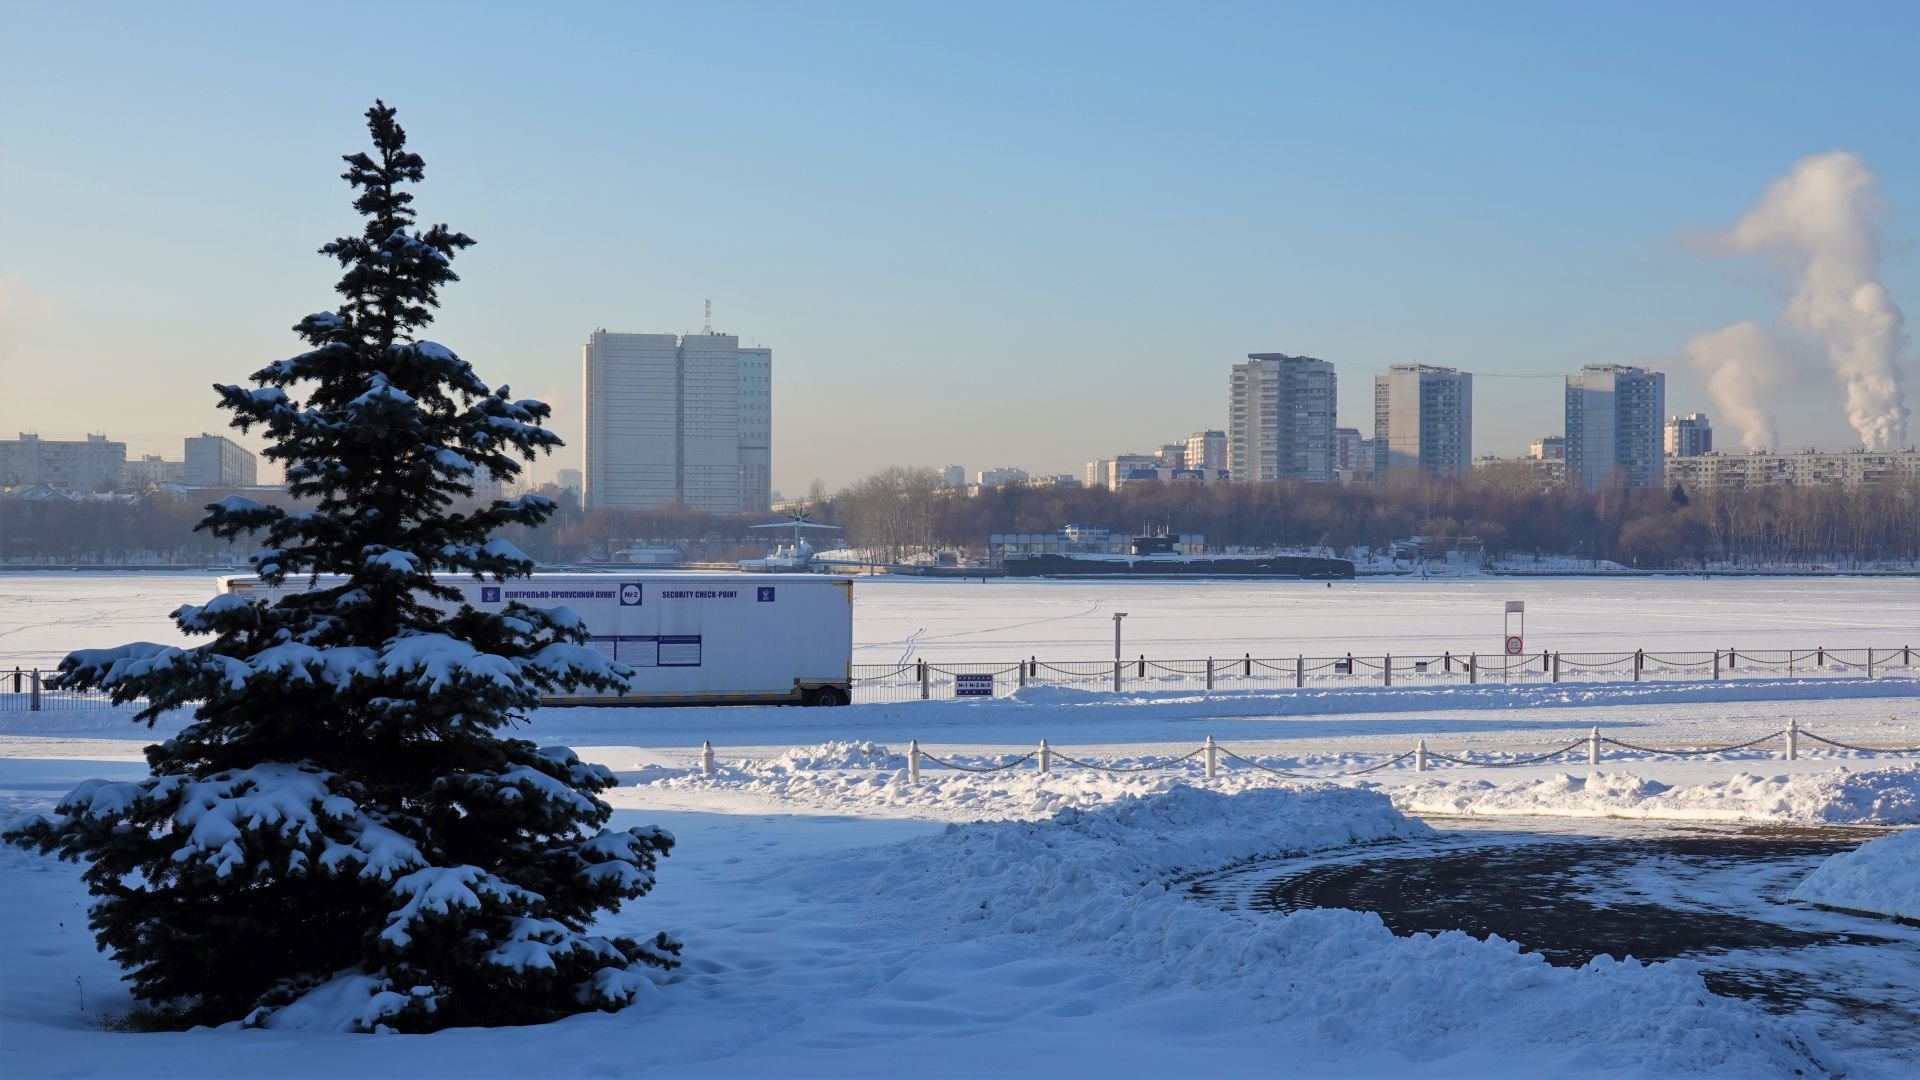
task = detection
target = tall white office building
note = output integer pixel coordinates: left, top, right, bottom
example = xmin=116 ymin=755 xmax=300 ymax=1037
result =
xmin=1565 ymin=364 xmax=1666 ymax=491
xmin=1372 ymin=364 xmax=1473 ymax=481
xmin=582 ymin=330 xmax=772 ymax=513
xmin=1229 ymin=353 xmax=1337 ymax=484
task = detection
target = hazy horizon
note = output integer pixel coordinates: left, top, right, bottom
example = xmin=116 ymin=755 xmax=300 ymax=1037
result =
xmin=4 ymin=1 xmax=1917 ymax=492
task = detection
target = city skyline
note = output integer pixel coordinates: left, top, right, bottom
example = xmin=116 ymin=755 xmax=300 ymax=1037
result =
xmin=4 ymin=3 xmax=1917 ymax=491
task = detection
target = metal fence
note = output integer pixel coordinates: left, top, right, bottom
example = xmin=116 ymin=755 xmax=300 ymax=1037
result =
xmin=850 ymin=646 xmax=1919 ymax=703
xmin=5 ymin=646 xmax=1915 ymax=712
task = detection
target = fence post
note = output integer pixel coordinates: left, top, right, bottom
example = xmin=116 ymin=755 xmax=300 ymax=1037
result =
xmin=1443 ymin=651 xmax=1452 ymax=674
xmin=1018 ymin=660 xmax=1026 ymax=689
xmin=919 ymin=660 xmax=929 ymax=700
xmin=1383 ymin=653 xmax=1392 ymax=687
xmin=1633 ymin=649 xmax=1643 ymax=682
xmin=1589 ymin=726 xmax=1600 ymax=765
xmin=1039 ymin=738 xmax=1050 ymax=775
xmin=1245 ymin=653 xmax=1252 ymax=678
xmin=1867 ymin=649 xmax=1875 ymax=679
xmin=1905 ymin=645 xmax=1912 ymax=667
xmin=1540 ymin=650 xmax=1549 ymax=674
xmin=1113 ymin=660 xmax=1122 ymax=693
xmin=1468 ymin=653 xmax=1477 ymax=685
xmin=1138 ymin=654 xmax=1145 ymax=678
xmin=1205 ymin=658 xmax=1214 ymax=691
xmin=31 ymin=669 xmax=42 ymax=712
xmin=1788 ymin=651 xmax=1795 ymax=678
xmin=1030 ymin=656 xmax=1037 ymax=681
xmin=1786 ymin=718 xmax=1798 ymax=761
xmin=1712 ymin=650 xmax=1720 ymax=681
xmin=9 ymin=667 xmax=18 ymax=693
xmin=1415 ymin=740 xmax=1427 ymax=772
xmin=908 ymin=740 xmax=921 ymax=783
xmin=1551 ymin=652 xmax=1561 ymax=683
xmin=1205 ymin=735 xmax=1217 ymax=779
xmin=1295 ymin=655 xmax=1303 ymax=688
xmin=1817 ymin=646 xmax=1825 ymax=668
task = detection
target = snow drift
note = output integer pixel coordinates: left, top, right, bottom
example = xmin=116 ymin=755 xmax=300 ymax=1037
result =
xmin=1792 ymin=826 xmax=1920 ymax=921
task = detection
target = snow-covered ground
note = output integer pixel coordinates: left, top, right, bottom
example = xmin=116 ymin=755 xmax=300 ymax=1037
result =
xmin=3 ymin=571 xmax=1917 ymax=667
xmin=1792 ymin=827 xmax=1920 ymax=921
xmin=4 ymin=576 xmax=1919 ymax=1076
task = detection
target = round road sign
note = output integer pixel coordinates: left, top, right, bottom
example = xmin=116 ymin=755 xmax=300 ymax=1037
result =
xmin=1505 ymin=635 xmax=1524 ymax=655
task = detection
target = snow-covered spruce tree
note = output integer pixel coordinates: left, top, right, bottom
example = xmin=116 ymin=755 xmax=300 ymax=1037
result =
xmin=4 ymin=102 xmax=678 ymax=1032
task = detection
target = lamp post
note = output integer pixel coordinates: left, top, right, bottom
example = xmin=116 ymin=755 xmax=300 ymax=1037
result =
xmin=1113 ymin=611 xmax=1129 ymax=692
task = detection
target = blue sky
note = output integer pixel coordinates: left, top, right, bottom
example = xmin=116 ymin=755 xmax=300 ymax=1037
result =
xmin=3 ymin=1 xmax=1916 ymax=491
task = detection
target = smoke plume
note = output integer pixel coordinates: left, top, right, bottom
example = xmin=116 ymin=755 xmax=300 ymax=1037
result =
xmin=1710 ymin=151 xmax=1909 ymax=449
xmin=1683 ymin=322 xmax=1784 ymax=450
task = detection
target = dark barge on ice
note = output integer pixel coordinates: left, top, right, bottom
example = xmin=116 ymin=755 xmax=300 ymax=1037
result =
xmin=1002 ymin=535 xmax=1355 ymax=579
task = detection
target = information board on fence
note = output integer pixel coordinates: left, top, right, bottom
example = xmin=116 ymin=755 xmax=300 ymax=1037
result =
xmin=954 ymin=673 xmax=994 ymax=697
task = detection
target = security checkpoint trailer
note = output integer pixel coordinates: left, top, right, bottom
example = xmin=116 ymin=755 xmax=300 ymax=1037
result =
xmin=219 ymin=573 xmax=855 ymax=707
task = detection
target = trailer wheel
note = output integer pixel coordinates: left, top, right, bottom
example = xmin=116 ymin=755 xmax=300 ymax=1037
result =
xmin=810 ymin=686 xmax=849 ymax=707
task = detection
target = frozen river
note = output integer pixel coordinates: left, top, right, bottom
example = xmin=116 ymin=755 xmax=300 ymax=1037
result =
xmin=1 ymin=570 xmax=1916 ymax=668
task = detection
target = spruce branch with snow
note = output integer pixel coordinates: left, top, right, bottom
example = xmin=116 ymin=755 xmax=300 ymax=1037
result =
xmin=4 ymin=101 xmax=678 ymax=1032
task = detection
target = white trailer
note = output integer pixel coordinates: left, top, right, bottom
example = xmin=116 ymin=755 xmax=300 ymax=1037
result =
xmin=219 ymin=573 xmax=854 ymax=707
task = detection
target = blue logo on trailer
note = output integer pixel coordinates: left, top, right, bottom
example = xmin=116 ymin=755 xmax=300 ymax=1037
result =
xmin=757 ymin=587 xmax=776 ymax=602
xmin=480 ymin=587 xmax=501 ymax=603
xmin=619 ymin=583 xmax=644 ymax=606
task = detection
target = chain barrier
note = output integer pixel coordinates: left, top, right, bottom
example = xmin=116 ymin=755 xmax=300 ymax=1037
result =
xmin=1048 ymin=747 xmax=1208 ymax=773
xmin=918 ymin=750 xmax=1039 ymax=773
xmin=1599 ymin=730 xmax=1788 ymax=756
xmin=1214 ymin=746 xmax=1420 ymax=779
xmin=1423 ymin=739 xmax=1591 ymax=768
xmin=1797 ymin=731 xmax=1920 ymax=755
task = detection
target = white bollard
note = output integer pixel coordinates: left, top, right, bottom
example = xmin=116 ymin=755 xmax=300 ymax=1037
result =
xmin=1415 ymin=740 xmax=1428 ymax=772
xmin=1205 ymin=735 xmax=1218 ymax=779
xmin=908 ymin=739 xmax=921 ymax=783
xmin=1039 ymin=738 xmax=1050 ymax=775
xmin=701 ymin=740 xmax=715 ymax=777
xmin=1589 ymin=726 xmax=1600 ymax=765
xmin=1787 ymin=719 xmax=1798 ymax=761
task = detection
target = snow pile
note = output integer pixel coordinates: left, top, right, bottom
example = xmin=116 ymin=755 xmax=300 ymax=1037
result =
xmin=1391 ymin=766 xmax=1920 ymax=823
xmin=763 ymin=741 xmax=907 ymax=773
xmin=792 ymin=785 xmax=1833 ymax=1077
xmin=649 ymin=746 xmax=1304 ymax=821
xmin=1792 ymin=827 xmax=1920 ymax=921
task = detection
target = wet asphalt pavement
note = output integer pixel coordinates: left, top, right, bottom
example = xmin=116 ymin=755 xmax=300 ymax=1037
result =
xmin=1192 ymin=821 xmax=1920 ymax=1068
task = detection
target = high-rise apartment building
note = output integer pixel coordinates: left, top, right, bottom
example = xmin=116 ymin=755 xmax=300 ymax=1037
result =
xmin=1372 ymin=364 xmax=1473 ymax=481
xmin=1565 ymin=365 xmax=1666 ymax=491
xmin=0 ymin=433 xmax=127 ymax=491
xmin=1184 ymin=430 xmax=1226 ymax=471
xmin=582 ymin=330 xmax=772 ymax=513
xmin=1665 ymin=413 xmax=1714 ymax=457
xmin=942 ymin=465 xmax=966 ymax=488
xmin=184 ymin=433 xmax=258 ymax=488
xmin=1229 ymin=353 xmax=1337 ymax=484
xmin=736 ymin=346 xmax=772 ymax=512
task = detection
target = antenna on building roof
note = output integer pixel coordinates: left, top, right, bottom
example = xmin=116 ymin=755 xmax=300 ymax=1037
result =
xmin=704 ymin=299 xmax=712 ymax=335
